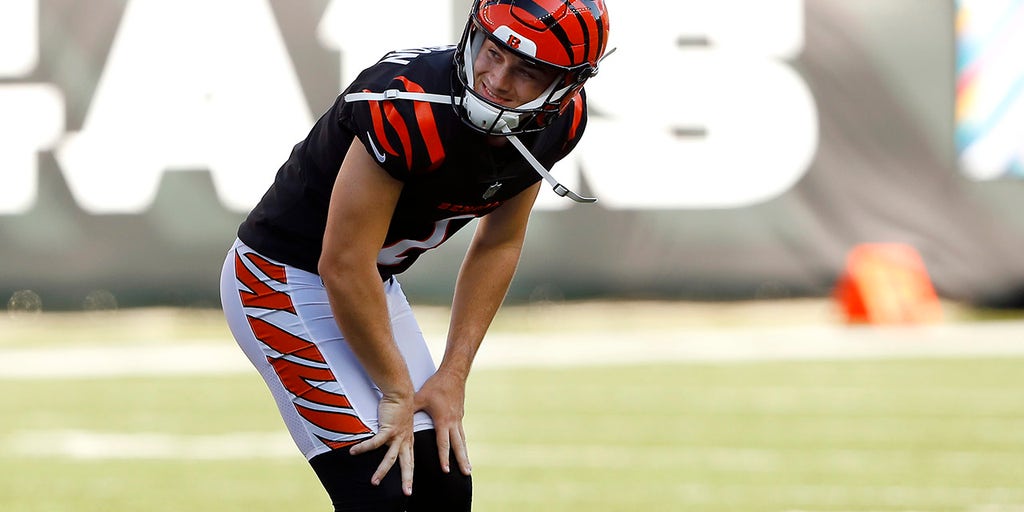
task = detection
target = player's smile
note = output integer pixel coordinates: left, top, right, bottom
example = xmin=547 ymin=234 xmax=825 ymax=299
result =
xmin=478 ymin=81 xmax=510 ymax=104
xmin=472 ymin=38 xmax=559 ymax=107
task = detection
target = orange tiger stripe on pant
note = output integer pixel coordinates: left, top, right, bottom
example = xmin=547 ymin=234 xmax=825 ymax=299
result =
xmin=234 ymin=248 xmax=373 ymax=449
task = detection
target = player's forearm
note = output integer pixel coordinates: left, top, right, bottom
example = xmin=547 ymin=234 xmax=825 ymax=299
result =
xmin=321 ymin=261 xmax=414 ymax=397
xmin=441 ymin=240 xmax=523 ymax=380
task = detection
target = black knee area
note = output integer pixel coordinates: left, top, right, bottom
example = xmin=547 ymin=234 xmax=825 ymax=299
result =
xmin=406 ymin=430 xmax=473 ymax=512
xmin=310 ymin=444 xmax=407 ymax=512
xmin=308 ymin=430 xmax=473 ymax=512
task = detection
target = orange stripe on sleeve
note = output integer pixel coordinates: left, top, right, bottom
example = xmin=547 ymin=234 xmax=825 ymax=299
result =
xmin=365 ymin=93 xmax=399 ymax=157
xmin=398 ymin=76 xmax=446 ymax=171
xmin=384 ymin=102 xmax=414 ymax=170
xmin=569 ymin=93 xmax=585 ymax=141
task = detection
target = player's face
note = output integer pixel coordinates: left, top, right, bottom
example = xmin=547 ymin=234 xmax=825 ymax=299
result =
xmin=473 ymin=38 xmax=560 ymax=108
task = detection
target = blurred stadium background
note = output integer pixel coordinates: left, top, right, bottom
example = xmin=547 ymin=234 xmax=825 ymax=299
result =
xmin=2 ymin=0 xmax=1024 ymax=510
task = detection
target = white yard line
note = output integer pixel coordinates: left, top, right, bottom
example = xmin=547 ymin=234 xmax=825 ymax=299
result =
xmin=5 ymin=429 xmax=1023 ymax=473
xmin=1 ymin=321 xmax=1024 ymax=379
xmin=479 ymin=321 xmax=1024 ymax=366
xmin=4 ymin=430 xmax=298 ymax=460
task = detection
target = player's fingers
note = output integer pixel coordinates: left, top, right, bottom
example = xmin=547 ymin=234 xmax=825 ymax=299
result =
xmin=435 ymin=427 xmax=452 ymax=473
xmin=451 ymin=425 xmax=472 ymax=475
xmin=349 ymin=433 xmax=387 ymax=456
xmin=370 ymin=441 xmax=403 ymax=488
xmin=399 ymin=438 xmax=415 ymax=496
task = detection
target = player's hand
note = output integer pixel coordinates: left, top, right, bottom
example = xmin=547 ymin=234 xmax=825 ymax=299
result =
xmin=350 ymin=391 xmax=416 ymax=496
xmin=415 ymin=369 xmax=471 ymax=475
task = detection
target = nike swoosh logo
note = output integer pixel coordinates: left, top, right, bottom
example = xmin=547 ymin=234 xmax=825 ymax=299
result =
xmin=366 ymin=132 xmax=387 ymax=163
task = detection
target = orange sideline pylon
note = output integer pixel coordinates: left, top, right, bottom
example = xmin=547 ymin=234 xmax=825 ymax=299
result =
xmin=834 ymin=243 xmax=943 ymax=324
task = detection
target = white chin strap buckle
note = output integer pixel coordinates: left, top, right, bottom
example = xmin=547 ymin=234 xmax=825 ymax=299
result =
xmin=501 ymin=126 xmax=597 ymax=204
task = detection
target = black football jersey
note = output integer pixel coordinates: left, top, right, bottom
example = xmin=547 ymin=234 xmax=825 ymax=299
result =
xmin=238 ymin=46 xmax=587 ymax=278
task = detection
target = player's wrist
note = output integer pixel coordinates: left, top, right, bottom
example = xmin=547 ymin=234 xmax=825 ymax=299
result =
xmin=381 ymin=382 xmax=414 ymax=398
xmin=434 ymin=363 xmax=471 ymax=384
xmin=379 ymin=379 xmax=416 ymax=401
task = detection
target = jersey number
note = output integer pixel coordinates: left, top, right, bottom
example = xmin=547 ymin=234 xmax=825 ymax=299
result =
xmin=377 ymin=214 xmax=474 ymax=266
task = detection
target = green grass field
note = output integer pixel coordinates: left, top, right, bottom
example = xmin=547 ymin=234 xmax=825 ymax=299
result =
xmin=2 ymin=306 xmax=1023 ymax=511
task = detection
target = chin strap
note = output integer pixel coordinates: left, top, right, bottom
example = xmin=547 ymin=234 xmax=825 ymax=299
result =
xmin=343 ymin=89 xmax=597 ymax=204
xmin=500 ymin=127 xmax=597 ymax=203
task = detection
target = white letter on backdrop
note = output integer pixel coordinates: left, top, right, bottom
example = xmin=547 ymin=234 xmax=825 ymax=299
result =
xmin=0 ymin=0 xmax=65 ymax=215
xmin=55 ymin=0 xmax=312 ymax=214
xmin=549 ymin=0 xmax=818 ymax=210
xmin=318 ymin=0 xmax=454 ymax=89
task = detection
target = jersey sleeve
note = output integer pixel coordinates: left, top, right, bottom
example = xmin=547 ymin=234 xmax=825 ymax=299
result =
xmin=562 ymin=89 xmax=589 ymax=157
xmin=534 ymin=89 xmax=589 ymax=169
xmin=338 ymin=72 xmax=448 ymax=182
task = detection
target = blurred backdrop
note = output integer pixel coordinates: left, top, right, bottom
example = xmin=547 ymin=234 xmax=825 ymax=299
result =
xmin=3 ymin=0 xmax=1024 ymax=311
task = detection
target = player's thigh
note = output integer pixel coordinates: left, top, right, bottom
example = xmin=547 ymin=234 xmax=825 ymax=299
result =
xmin=222 ymin=241 xmax=379 ymax=457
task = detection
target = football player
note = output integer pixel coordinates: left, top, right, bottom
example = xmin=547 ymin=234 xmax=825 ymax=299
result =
xmin=220 ymin=0 xmax=611 ymax=509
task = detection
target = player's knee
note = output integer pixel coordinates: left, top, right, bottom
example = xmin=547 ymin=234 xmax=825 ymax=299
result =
xmin=406 ymin=430 xmax=473 ymax=511
xmin=309 ymin=447 xmax=409 ymax=512
xmin=407 ymin=470 xmax=472 ymax=512
xmin=438 ymin=470 xmax=473 ymax=509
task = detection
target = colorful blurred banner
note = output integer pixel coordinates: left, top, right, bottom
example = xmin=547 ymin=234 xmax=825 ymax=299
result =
xmin=7 ymin=0 xmax=1024 ymax=310
xmin=956 ymin=0 xmax=1024 ymax=180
